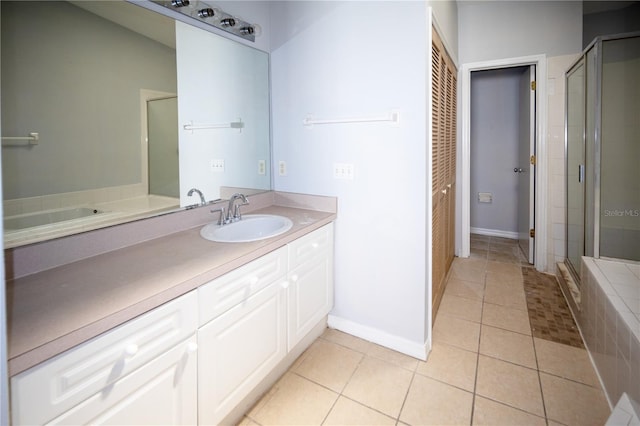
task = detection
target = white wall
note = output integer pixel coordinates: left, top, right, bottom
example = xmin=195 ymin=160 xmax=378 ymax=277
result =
xmin=429 ymin=0 xmax=459 ymax=64
xmin=458 ymin=1 xmax=582 ymax=64
xmin=270 ymin=1 xmax=434 ymax=354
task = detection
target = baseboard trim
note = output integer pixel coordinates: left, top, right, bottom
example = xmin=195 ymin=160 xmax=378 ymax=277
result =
xmin=328 ymin=315 xmax=429 ymax=361
xmin=470 ymin=227 xmax=519 ymax=240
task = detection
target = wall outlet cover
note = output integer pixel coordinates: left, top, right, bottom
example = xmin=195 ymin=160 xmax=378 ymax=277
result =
xmin=211 ymin=159 xmax=225 ymax=173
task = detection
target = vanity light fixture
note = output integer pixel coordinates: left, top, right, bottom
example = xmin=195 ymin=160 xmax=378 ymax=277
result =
xmin=220 ymin=17 xmax=236 ymax=27
xmin=197 ymin=8 xmax=215 ymax=18
xmin=239 ymin=26 xmax=254 ymax=36
xmin=153 ymin=1 xmax=258 ymax=42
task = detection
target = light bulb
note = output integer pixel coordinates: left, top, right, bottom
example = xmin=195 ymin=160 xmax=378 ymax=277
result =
xmin=197 ymin=7 xmax=214 ymax=18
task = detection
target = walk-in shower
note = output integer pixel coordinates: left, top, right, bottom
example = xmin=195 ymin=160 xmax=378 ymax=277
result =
xmin=563 ymin=32 xmax=640 ymax=408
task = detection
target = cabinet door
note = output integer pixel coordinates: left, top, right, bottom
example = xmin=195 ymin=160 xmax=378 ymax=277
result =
xmin=287 ymin=224 xmax=334 ymax=350
xmin=287 ymin=254 xmax=333 ymax=350
xmin=47 ymin=336 xmax=198 ymax=425
xmin=198 ymin=281 xmax=287 ymax=425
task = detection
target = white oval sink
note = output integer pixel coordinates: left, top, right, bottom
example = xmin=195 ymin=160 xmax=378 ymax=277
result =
xmin=200 ymin=214 xmax=293 ymax=243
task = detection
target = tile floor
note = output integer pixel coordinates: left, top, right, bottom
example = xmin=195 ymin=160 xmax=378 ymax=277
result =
xmin=239 ymin=236 xmax=611 ymax=425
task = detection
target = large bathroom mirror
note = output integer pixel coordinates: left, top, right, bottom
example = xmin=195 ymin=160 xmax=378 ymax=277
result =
xmin=1 ymin=0 xmax=271 ymax=248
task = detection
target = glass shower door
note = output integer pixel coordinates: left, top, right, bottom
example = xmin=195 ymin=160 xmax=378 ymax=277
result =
xmin=599 ymin=36 xmax=640 ymax=261
xmin=566 ymin=60 xmax=586 ymax=276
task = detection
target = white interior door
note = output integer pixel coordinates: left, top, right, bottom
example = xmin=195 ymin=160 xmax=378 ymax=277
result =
xmin=517 ymin=65 xmax=535 ymax=264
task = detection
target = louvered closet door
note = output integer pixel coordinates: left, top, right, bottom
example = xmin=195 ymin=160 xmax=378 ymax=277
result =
xmin=431 ymin=28 xmax=457 ymax=321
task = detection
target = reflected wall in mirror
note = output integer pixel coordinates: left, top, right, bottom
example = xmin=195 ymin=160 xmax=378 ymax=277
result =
xmin=1 ymin=0 xmax=271 ymax=248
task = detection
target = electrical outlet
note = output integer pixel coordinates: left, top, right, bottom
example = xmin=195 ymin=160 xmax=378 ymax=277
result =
xmin=258 ymin=159 xmax=266 ymax=175
xmin=278 ymin=160 xmax=287 ymax=176
xmin=333 ymin=163 xmax=354 ymax=180
xmin=211 ymin=159 xmax=225 ymax=173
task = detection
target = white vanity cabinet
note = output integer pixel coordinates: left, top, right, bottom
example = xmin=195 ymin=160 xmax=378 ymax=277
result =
xmin=10 ymin=291 xmax=198 ymax=426
xmin=197 ymin=246 xmax=288 ymax=425
xmin=10 ymin=222 xmax=335 ymax=426
xmin=287 ymin=223 xmax=334 ymax=350
xmin=197 ymin=223 xmax=334 ymax=425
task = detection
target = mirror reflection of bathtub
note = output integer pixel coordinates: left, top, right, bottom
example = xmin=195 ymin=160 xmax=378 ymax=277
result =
xmin=3 ymin=194 xmax=178 ymax=247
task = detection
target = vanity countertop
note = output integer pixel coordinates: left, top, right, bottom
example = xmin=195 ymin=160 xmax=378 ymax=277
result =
xmin=6 ymin=203 xmax=336 ymax=376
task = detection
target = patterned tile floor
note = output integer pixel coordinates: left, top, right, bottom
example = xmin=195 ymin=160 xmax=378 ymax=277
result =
xmin=239 ymin=235 xmax=610 ymax=425
xmin=522 ymin=266 xmax=585 ymax=348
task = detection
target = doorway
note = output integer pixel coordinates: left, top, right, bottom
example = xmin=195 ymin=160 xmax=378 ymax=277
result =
xmin=469 ymin=66 xmax=535 ymax=264
xmin=460 ymin=55 xmax=547 ymax=271
xmin=147 ymin=96 xmax=179 ymax=198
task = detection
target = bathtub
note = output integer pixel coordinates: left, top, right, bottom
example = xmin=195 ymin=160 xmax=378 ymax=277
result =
xmin=576 ymin=257 xmax=640 ymax=407
xmin=4 ymin=207 xmax=106 ymax=231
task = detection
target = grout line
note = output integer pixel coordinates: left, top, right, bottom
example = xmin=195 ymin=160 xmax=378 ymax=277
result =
xmin=396 ymin=371 xmax=416 ymax=424
xmin=469 ymin=267 xmax=488 ymax=425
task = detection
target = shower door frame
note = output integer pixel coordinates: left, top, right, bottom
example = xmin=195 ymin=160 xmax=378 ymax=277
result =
xmin=564 ymin=31 xmax=640 ymax=281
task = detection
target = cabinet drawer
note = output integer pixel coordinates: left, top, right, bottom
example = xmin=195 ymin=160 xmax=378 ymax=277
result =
xmin=288 ymin=224 xmax=333 ymax=270
xmin=47 ymin=336 xmax=197 ymax=425
xmin=11 ymin=291 xmax=198 ymax=426
xmin=198 ymin=246 xmax=287 ymax=327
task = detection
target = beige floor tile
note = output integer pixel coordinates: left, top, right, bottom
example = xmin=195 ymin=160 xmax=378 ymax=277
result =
xmin=322 ymin=328 xmax=372 ymax=354
xmin=485 ymin=270 xmax=523 ymax=287
xmin=488 ymin=250 xmax=526 ymax=265
xmin=249 ymin=372 xmax=338 ymax=425
xmin=482 ymin=302 xmax=532 ymax=335
xmin=416 ymin=342 xmax=477 ymax=392
xmin=399 ymin=374 xmax=473 ymax=425
xmin=444 ymin=277 xmax=485 ymax=301
xmin=540 ymin=372 xmax=610 ymax=425
xmin=475 ymin=355 xmax=544 ymax=417
xmin=534 ymin=338 xmax=601 ymax=387
xmin=479 ymin=325 xmax=537 ymax=368
xmin=453 ymin=256 xmax=488 ymax=270
xmin=342 ymin=356 xmax=413 ymax=418
xmin=433 ymin=313 xmax=481 ymax=352
xmin=471 ymin=240 xmax=490 ymax=249
xmin=323 ymin=396 xmax=396 ymax=425
xmin=450 ymin=260 xmax=487 ymax=283
xmin=484 ymin=280 xmax=528 ymax=311
xmin=438 ymin=293 xmax=483 ymax=323
xmin=472 ymin=396 xmax=547 ymax=426
xmin=470 ymin=248 xmax=489 ymax=259
xmin=294 ymin=339 xmax=363 ymax=392
xmin=236 ymin=416 xmax=259 ymax=426
xmin=367 ymin=343 xmax=419 ymax=371
xmin=486 ymin=260 xmax=523 ymax=276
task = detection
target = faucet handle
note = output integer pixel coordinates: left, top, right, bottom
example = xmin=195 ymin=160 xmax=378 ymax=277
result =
xmin=233 ymin=204 xmax=244 ymax=221
xmin=210 ymin=207 xmax=226 ymax=225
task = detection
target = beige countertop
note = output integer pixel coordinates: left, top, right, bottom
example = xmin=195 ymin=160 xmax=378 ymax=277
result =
xmin=7 ymin=204 xmax=336 ymax=376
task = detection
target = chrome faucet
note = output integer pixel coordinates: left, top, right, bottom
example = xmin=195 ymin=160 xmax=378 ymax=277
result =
xmin=226 ymin=193 xmax=249 ymax=223
xmin=187 ymin=188 xmax=206 ymax=206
